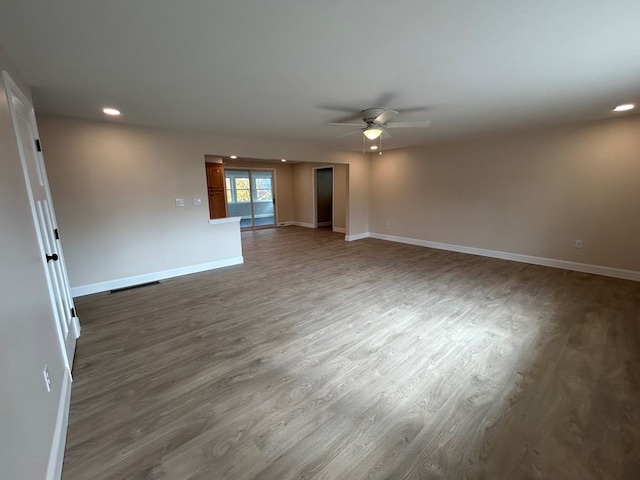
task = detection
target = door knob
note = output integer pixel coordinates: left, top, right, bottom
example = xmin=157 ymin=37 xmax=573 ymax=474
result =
xmin=46 ymin=253 xmax=59 ymax=262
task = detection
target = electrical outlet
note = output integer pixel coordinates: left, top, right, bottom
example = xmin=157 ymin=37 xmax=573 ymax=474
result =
xmin=574 ymin=239 xmax=583 ymax=248
xmin=385 ymin=220 xmax=389 ymax=227
xmin=175 ymin=198 xmax=185 ymax=207
xmin=192 ymin=197 xmax=202 ymax=206
xmin=43 ymin=365 xmax=52 ymax=393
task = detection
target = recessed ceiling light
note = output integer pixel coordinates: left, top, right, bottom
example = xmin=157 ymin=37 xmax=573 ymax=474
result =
xmin=102 ymin=107 xmax=120 ymax=116
xmin=281 ymin=159 xmax=287 ymax=162
xmin=370 ymin=145 xmax=378 ymax=150
xmin=230 ymin=155 xmax=237 ymax=159
xmin=613 ymin=104 xmax=635 ymax=112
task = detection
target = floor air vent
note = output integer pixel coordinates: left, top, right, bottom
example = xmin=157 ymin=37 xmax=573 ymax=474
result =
xmin=108 ymin=281 xmax=160 ymax=294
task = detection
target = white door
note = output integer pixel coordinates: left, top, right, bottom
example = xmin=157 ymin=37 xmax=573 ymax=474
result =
xmin=3 ymin=72 xmax=80 ymax=372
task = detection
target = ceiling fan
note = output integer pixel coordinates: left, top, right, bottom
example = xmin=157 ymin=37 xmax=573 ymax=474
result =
xmin=329 ymin=107 xmax=431 ymax=141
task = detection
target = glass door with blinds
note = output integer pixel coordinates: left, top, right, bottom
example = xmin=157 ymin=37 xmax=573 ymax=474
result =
xmin=225 ymin=169 xmax=275 ymax=229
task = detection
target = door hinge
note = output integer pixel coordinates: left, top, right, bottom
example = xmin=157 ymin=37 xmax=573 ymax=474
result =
xmin=54 ymin=228 xmax=60 ymax=240
xmin=35 ymin=139 xmax=42 ymax=152
xmin=71 ymin=307 xmax=76 ymax=318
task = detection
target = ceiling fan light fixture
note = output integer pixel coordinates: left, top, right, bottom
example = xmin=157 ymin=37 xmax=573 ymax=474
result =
xmin=613 ymin=103 xmax=635 ymax=112
xmin=102 ymin=107 xmax=120 ymax=116
xmin=363 ymin=127 xmax=383 ymax=140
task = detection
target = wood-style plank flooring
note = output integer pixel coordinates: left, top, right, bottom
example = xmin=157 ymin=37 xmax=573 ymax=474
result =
xmin=63 ymin=227 xmax=640 ymax=479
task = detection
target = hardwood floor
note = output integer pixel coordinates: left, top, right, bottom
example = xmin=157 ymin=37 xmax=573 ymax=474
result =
xmin=62 ymin=227 xmax=640 ymax=479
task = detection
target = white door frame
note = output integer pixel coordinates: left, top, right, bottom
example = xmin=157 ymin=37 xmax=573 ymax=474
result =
xmin=225 ymin=167 xmax=277 ymax=229
xmin=3 ymin=71 xmax=80 ymax=373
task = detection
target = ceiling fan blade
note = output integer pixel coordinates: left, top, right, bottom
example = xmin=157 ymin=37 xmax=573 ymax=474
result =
xmin=385 ymin=120 xmax=431 ymax=128
xmin=328 ymin=112 xmax=364 ymax=123
xmin=375 ymin=109 xmax=399 ymax=125
xmin=397 ymin=106 xmax=431 ymax=114
xmin=329 ymin=122 xmax=366 ymax=127
xmin=336 ymin=129 xmax=363 ymax=139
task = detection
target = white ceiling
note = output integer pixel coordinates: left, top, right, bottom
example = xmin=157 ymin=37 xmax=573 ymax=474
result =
xmin=1 ymin=0 xmax=639 ymax=151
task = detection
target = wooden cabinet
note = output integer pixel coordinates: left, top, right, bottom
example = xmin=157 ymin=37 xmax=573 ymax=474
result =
xmin=205 ymin=163 xmax=228 ymax=219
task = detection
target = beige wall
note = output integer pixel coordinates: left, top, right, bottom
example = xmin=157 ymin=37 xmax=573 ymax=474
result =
xmin=292 ymin=162 xmax=316 ymax=226
xmin=333 ymin=164 xmax=348 ymax=231
xmin=345 ymin=154 xmax=370 ymax=238
xmin=37 ymin=115 xmax=369 ymax=289
xmin=289 ymin=162 xmax=350 ymax=230
xmin=288 ymin=150 xmax=366 ymax=236
xmin=205 ymin=158 xmax=349 ymax=231
xmin=0 ymin=48 xmax=68 ymax=479
xmin=38 ymin=116 xmax=244 ymax=288
xmin=219 ymin=158 xmax=295 ymax=224
xmin=206 ymin=157 xmax=349 ymax=230
xmin=369 ymin=115 xmax=640 ymax=271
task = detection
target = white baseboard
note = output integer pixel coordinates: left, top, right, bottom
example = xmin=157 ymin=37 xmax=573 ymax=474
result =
xmin=291 ymin=221 xmax=315 ymax=229
xmin=71 ymin=256 xmax=244 ymax=297
xmin=278 ymin=221 xmax=293 ymax=226
xmin=333 ymin=227 xmax=346 ymax=234
xmin=345 ymin=232 xmax=371 ymax=241
xmin=369 ymin=232 xmax=640 ymax=282
xmin=46 ymin=369 xmax=71 ymax=480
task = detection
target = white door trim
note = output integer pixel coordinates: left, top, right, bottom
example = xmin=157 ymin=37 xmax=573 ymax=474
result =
xmin=3 ymin=71 xmax=80 ymax=368
xmin=225 ymin=167 xmax=277 ymax=229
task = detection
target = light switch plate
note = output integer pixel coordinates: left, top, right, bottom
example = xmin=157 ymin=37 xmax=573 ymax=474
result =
xmin=193 ymin=197 xmax=202 ymax=206
xmin=175 ymin=198 xmax=185 ymax=207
